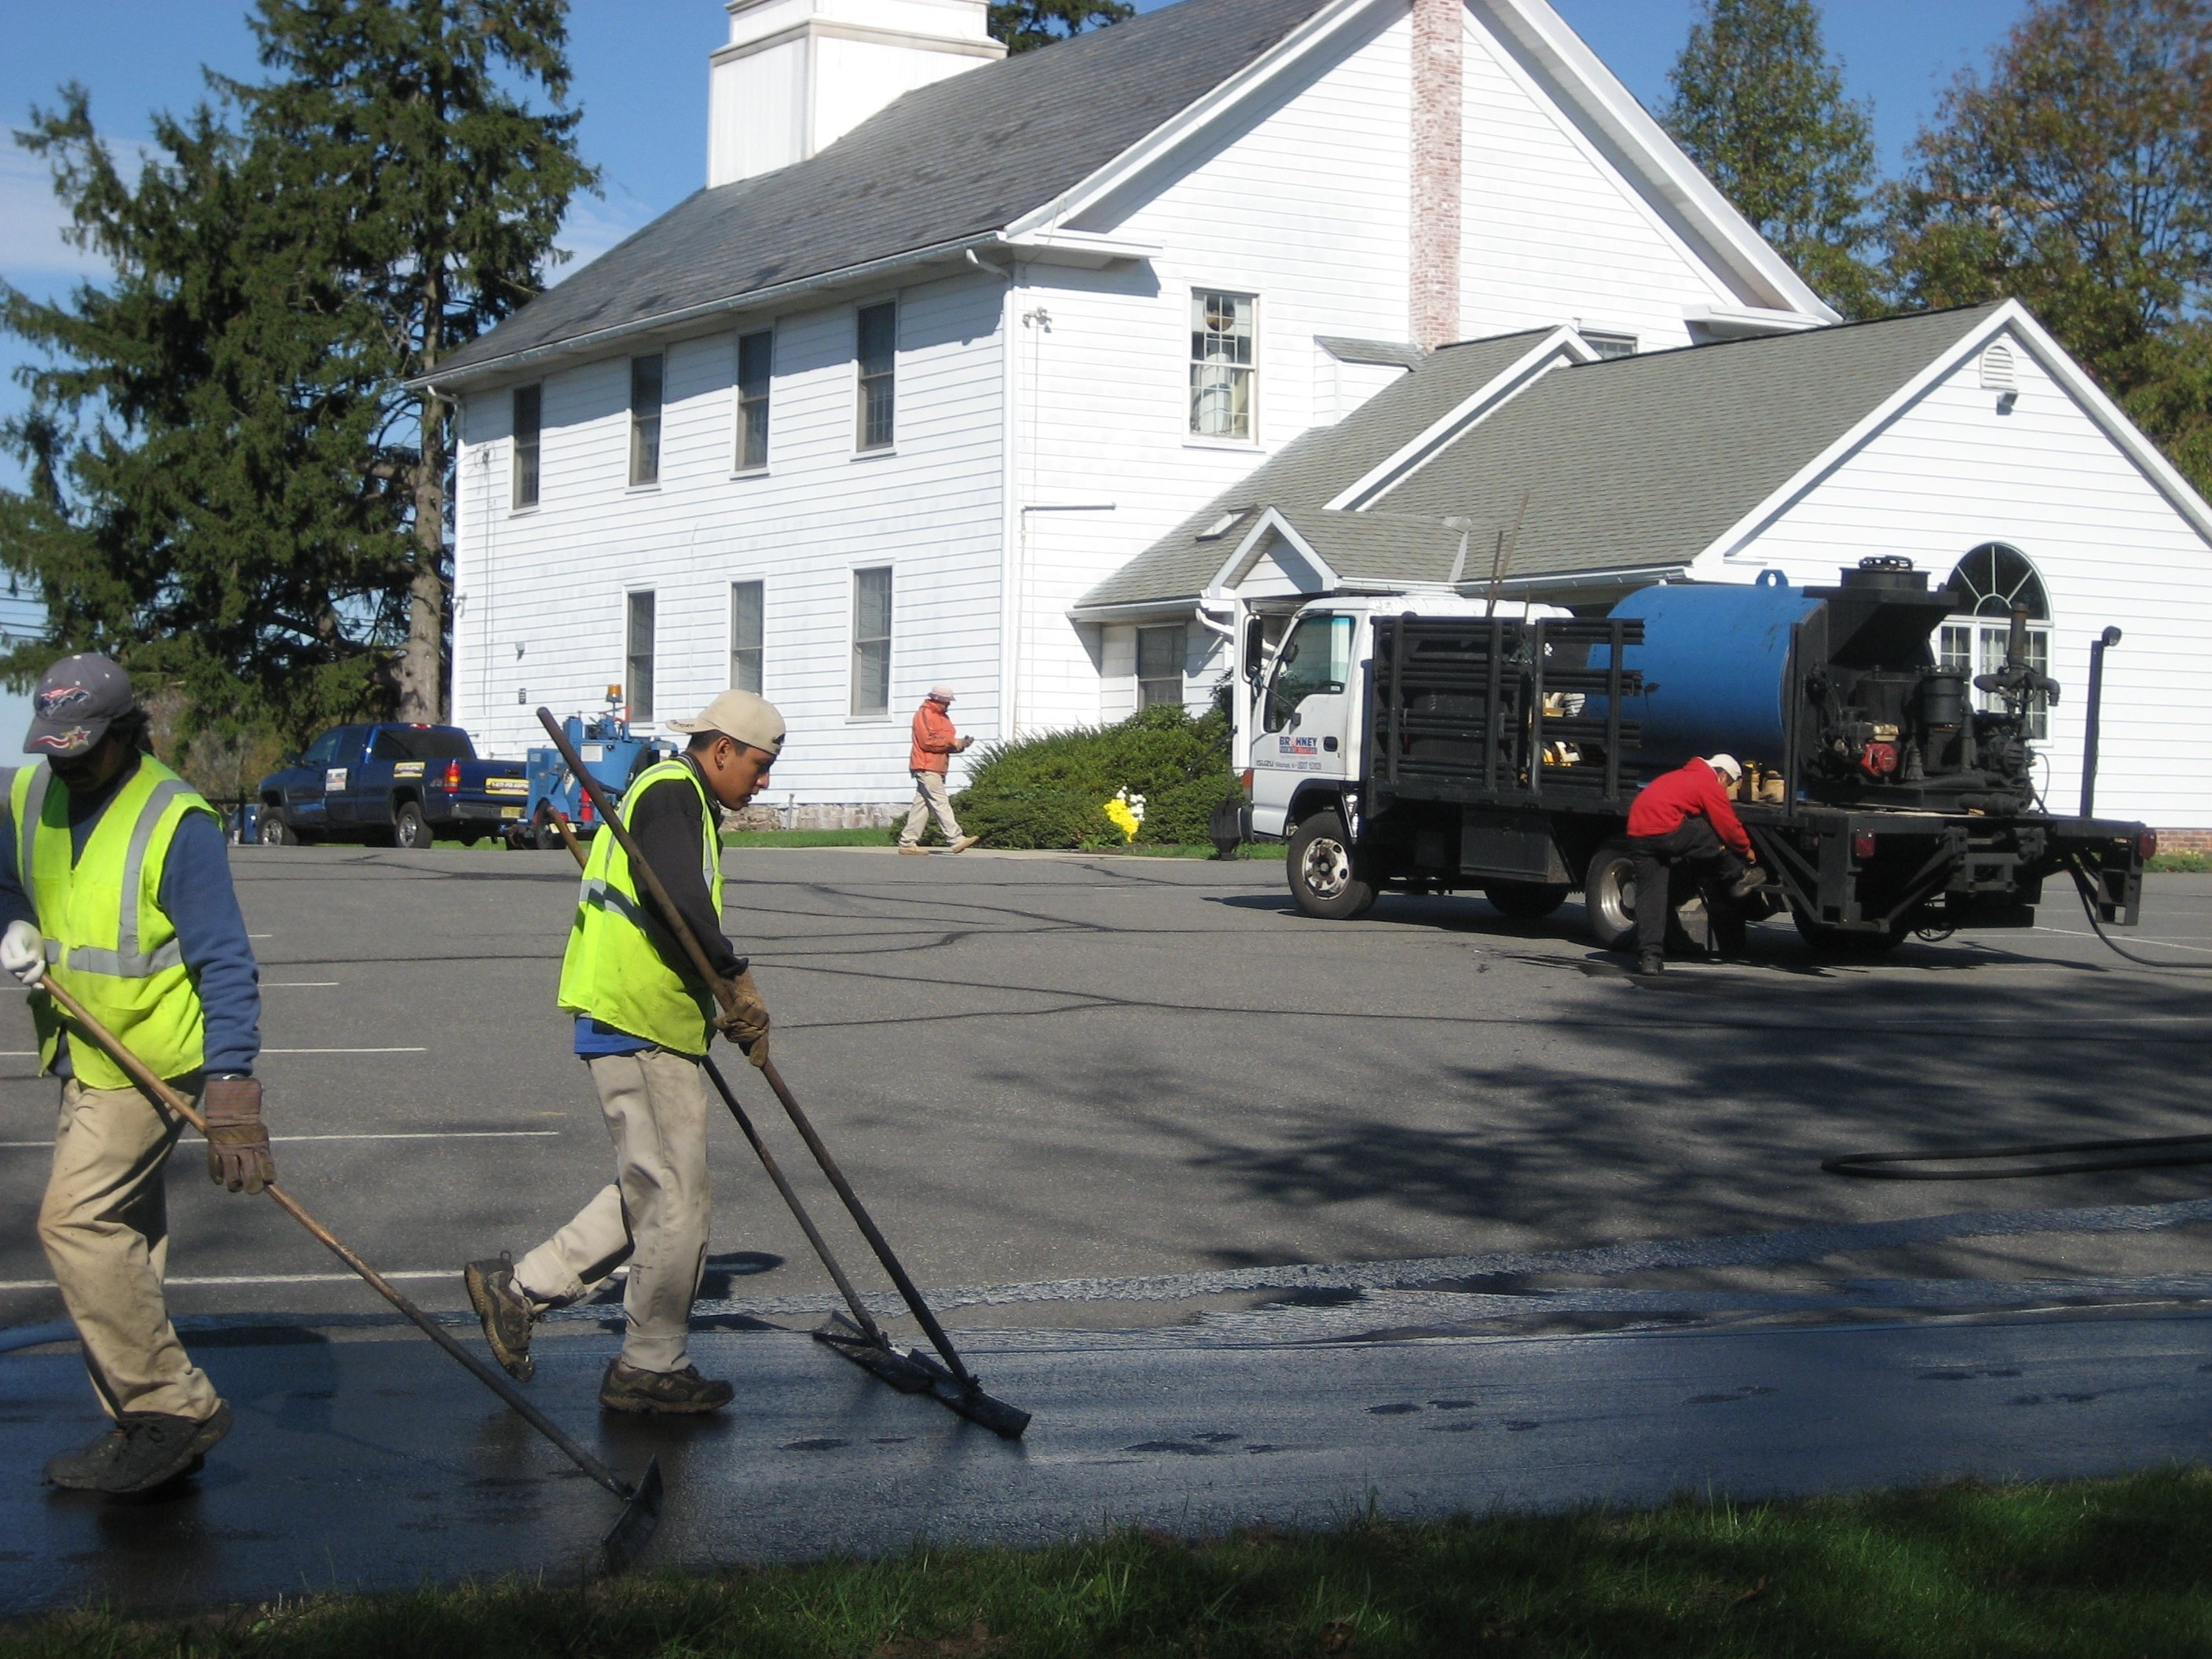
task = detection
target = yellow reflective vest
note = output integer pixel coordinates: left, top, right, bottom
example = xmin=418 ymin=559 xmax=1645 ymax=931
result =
xmin=556 ymin=758 xmax=722 ymax=1057
xmin=11 ymin=757 xmax=216 ymax=1091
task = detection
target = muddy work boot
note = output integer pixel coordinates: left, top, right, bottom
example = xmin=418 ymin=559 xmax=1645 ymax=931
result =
xmin=1634 ymin=950 xmax=1665 ymax=977
xmin=1728 ymin=863 xmax=1770 ymax=900
xmin=97 ymin=1401 xmax=233 ymax=1495
xmin=599 ymin=1357 xmax=734 ymax=1415
xmin=42 ymin=1423 xmax=128 ymax=1490
xmin=464 ymin=1254 xmax=537 ymax=1382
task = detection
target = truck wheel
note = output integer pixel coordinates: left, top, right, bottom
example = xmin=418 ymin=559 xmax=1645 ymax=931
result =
xmin=1584 ymin=840 xmax=1641 ymax=951
xmin=1287 ymin=809 xmax=1376 ymax=920
xmin=1484 ymin=881 xmax=1571 ymax=921
xmin=259 ymin=812 xmax=293 ymax=847
xmin=392 ymin=801 xmax=432 ymax=851
xmin=1792 ymin=912 xmax=1908 ymax=956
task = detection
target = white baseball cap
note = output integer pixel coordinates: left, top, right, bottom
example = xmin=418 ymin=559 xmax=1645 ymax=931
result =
xmin=1706 ymin=753 xmax=1742 ymax=782
xmin=927 ymin=685 xmax=956 ymax=703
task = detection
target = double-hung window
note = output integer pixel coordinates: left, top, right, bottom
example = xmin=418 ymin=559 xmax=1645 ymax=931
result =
xmin=735 ymin=329 xmax=771 ymax=472
xmin=629 ymin=353 xmax=663 ymax=486
xmin=851 ymin=567 xmax=892 ymax=716
xmin=855 ymin=302 xmax=896 ymax=452
xmin=730 ymin=580 xmax=764 ymax=695
xmin=1137 ymin=625 xmax=1187 ymax=709
xmin=625 ymin=591 xmax=656 ymax=721
xmin=1190 ymin=291 xmax=1256 ymax=441
xmin=511 ymin=384 xmax=541 ymax=509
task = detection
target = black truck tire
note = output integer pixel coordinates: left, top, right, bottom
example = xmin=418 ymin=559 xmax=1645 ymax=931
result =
xmin=1584 ymin=839 xmax=1640 ymax=950
xmin=392 ymin=801 xmax=433 ymax=851
xmin=1484 ymin=881 xmax=1571 ymax=921
xmin=1791 ymin=911 xmax=1909 ymax=956
xmin=258 ymin=811 xmax=293 ymax=847
xmin=1287 ymin=808 xmax=1376 ymax=920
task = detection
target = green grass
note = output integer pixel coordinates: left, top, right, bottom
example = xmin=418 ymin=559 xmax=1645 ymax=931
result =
xmin=15 ymin=1468 xmax=2212 ymax=1657
xmin=2147 ymin=851 xmax=2212 ymax=873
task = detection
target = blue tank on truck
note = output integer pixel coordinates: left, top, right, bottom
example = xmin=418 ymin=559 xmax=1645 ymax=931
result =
xmin=1590 ymin=571 xmax=1822 ymax=775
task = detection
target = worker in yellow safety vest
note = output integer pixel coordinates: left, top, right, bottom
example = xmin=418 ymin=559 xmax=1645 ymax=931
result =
xmin=0 ymin=654 xmax=272 ymax=1495
xmin=463 ymin=688 xmax=782 ymax=1413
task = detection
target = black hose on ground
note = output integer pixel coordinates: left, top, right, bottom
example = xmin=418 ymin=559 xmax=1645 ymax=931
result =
xmin=2060 ymin=851 xmax=2212 ymax=972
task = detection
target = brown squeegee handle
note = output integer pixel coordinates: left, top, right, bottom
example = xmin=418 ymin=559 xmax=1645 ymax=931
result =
xmin=534 ymin=709 xmax=979 ymax=1387
xmin=35 ymin=976 xmax=639 ymax=1506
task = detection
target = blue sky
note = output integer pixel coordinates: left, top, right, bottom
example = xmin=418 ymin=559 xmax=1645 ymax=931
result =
xmin=0 ymin=0 xmax=2031 ymax=490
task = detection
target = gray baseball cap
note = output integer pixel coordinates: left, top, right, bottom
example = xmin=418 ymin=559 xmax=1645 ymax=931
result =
xmin=25 ymin=654 xmax=134 ymax=759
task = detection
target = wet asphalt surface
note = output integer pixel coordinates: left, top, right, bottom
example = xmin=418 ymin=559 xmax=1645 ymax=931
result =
xmin=2 ymin=846 xmax=2211 ymax=1609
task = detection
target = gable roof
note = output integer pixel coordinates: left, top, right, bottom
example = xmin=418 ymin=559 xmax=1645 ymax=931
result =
xmin=428 ymin=0 xmax=1837 ymax=391
xmin=1080 ymin=305 xmax=2027 ymax=612
xmin=430 ymin=0 xmax=1335 ymax=385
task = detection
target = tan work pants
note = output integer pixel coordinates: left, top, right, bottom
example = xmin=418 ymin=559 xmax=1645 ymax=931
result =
xmin=514 ymin=1048 xmax=710 ymax=1374
xmin=899 ymin=769 xmax=961 ymax=846
xmin=39 ymin=1079 xmax=221 ymax=1422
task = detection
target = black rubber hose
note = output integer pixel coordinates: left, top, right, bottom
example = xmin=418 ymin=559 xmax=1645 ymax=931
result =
xmin=2060 ymin=851 xmax=2212 ymax=972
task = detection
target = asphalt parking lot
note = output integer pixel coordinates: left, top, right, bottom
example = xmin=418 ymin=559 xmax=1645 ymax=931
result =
xmin=2 ymin=844 xmax=2209 ymax=1339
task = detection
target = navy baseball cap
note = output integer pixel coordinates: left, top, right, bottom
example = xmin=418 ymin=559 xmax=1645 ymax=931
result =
xmin=24 ymin=654 xmax=134 ymax=758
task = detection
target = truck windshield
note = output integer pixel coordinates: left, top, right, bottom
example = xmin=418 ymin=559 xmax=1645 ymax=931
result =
xmin=1262 ymin=614 xmax=1353 ymax=732
xmin=370 ymin=727 xmax=475 ymax=762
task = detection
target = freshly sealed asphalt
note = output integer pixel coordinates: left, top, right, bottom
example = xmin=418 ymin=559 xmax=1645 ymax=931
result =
xmin=2 ymin=847 xmax=2211 ymax=1611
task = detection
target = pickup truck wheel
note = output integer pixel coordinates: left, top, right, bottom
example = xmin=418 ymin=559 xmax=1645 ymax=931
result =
xmin=1584 ymin=840 xmax=1641 ymax=950
xmin=392 ymin=801 xmax=433 ymax=851
xmin=1791 ymin=912 xmax=1909 ymax=956
xmin=1484 ymin=881 xmax=1571 ymax=921
xmin=1287 ymin=809 xmax=1376 ymax=920
xmin=258 ymin=812 xmax=293 ymax=847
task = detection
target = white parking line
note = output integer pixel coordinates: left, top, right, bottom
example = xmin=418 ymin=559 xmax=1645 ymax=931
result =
xmin=262 ymin=1047 xmax=429 ymax=1055
xmin=2038 ymin=925 xmax=2212 ymax=955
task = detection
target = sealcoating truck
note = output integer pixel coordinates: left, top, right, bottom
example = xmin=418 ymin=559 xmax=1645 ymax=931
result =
xmin=1242 ymin=558 xmax=2149 ymax=954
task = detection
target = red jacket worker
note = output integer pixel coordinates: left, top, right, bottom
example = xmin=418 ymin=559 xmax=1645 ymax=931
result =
xmin=1624 ymin=753 xmax=1766 ymax=975
xmin=898 ymin=687 xmax=980 ymax=855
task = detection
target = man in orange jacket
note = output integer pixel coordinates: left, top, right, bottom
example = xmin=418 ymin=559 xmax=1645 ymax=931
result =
xmin=898 ymin=686 xmax=980 ymax=855
xmin=1625 ymin=753 xmax=1767 ymax=975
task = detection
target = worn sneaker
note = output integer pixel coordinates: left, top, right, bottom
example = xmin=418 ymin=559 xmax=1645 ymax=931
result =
xmin=42 ymin=1424 xmax=128 ymax=1490
xmin=98 ymin=1401 xmax=233 ymax=1495
xmin=464 ymin=1254 xmax=537 ymax=1382
xmin=948 ymin=835 xmax=981 ymax=854
xmin=1729 ymin=864 xmax=1769 ymax=899
xmin=599 ymin=1357 xmax=734 ymax=1415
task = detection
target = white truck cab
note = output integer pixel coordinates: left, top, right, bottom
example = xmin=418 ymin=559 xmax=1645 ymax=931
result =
xmin=1245 ymin=595 xmax=1571 ymax=840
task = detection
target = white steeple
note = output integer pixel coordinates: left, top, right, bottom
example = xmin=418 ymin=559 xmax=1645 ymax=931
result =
xmin=709 ymin=0 xmax=1005 ymax=188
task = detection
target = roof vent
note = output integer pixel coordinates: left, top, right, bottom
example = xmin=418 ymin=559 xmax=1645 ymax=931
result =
xmin=1979 ymin=341 xmax=2019 ymax=392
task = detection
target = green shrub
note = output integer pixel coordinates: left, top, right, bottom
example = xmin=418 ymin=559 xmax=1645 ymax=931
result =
xmin=2148 ymin=851 xmax=2212 ymax=873
xmin=949 ymin=705 xmax=1238 ymax=850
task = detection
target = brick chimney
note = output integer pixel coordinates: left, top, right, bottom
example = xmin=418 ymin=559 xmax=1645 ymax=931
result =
xmin=1410 ymin=0 xmax=1463 ymax=350
xmin=709 ymin=0 xmax=1005 ymax=189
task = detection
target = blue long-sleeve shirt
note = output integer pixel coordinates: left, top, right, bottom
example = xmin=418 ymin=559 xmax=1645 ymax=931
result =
xmin=0 ymin=760 xmax=262 ymax=1076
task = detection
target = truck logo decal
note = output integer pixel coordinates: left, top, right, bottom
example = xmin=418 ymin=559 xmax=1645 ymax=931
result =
xmin=324 ymin=768 xmax=347 ymax=792
xmin=1278 ymin=736 xmax=1318 ymax=757
xmin=392 ymin=761 xmax=425 ymax=778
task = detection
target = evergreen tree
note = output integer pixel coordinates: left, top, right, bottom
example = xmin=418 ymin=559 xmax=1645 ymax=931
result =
xmin=1882 ymin=0 xmax=2212 ymax=486
xmin=1662 ymin=0 xmax=1879 ymax=317
xmin=0 ymin=88 xmax=408 ymax=742
xmin=232 ymin=0 xmax=596 ymax=723
xmin=990 ymin=0 xmax=1133 ymax=54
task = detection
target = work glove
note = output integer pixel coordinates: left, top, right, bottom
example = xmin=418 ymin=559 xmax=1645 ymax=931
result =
xmin=202 ymin=1075 xmax=275 ymax=1196
xmin=0 ymin=921 xmax=44 ymax=987
xmin=713 ymin=967 xmax=771 ymax=1070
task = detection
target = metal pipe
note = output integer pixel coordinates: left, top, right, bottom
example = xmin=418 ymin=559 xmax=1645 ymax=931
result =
xmin=2081 ymin=626 xmax=2122 ymax=818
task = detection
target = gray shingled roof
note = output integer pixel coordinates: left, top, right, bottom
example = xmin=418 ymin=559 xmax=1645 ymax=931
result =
xmin=1081 ymin=304 xmax=2003 ymax=609
xmin=1079 ymin=330 xmax=1559 ymax=610
xmin=437 ymin=0 xmax=1335 ymax=381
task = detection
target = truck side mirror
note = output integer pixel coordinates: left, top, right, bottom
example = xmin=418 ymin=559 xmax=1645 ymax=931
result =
xmin=1242 ymin=617 xmax=1265 ymax=685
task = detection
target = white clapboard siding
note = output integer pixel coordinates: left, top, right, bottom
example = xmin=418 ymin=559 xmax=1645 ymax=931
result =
xmin=1456 ymin=9 xmax=1727 ymax=350
xmin=1705 ymin=331 xmax=2212 ymax=829
xmin=452 ymin=271 xmax=1005 ymax=804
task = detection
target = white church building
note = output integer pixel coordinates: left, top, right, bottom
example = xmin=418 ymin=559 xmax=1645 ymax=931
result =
xmin=429 ymin=0 xmax=2212 ymax=830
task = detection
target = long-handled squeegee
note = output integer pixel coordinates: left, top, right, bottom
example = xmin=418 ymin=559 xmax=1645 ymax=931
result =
xmin=36 ymin=977 xmax=663 ymax=1573
xmin=536 ymin=710 xmax=1030 ymax=1439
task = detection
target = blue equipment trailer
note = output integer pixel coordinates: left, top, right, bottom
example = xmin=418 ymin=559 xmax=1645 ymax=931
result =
xmin=518 ymin=697 xmax=675 ymax=849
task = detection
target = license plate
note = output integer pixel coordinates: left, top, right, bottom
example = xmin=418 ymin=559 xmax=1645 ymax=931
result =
xmin=500 ymin=805 xmax=522 ymax=819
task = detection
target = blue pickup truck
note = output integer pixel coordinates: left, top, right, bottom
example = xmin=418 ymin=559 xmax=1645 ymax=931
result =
xmin=256 ymin=723 xmax=529 ymax=849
